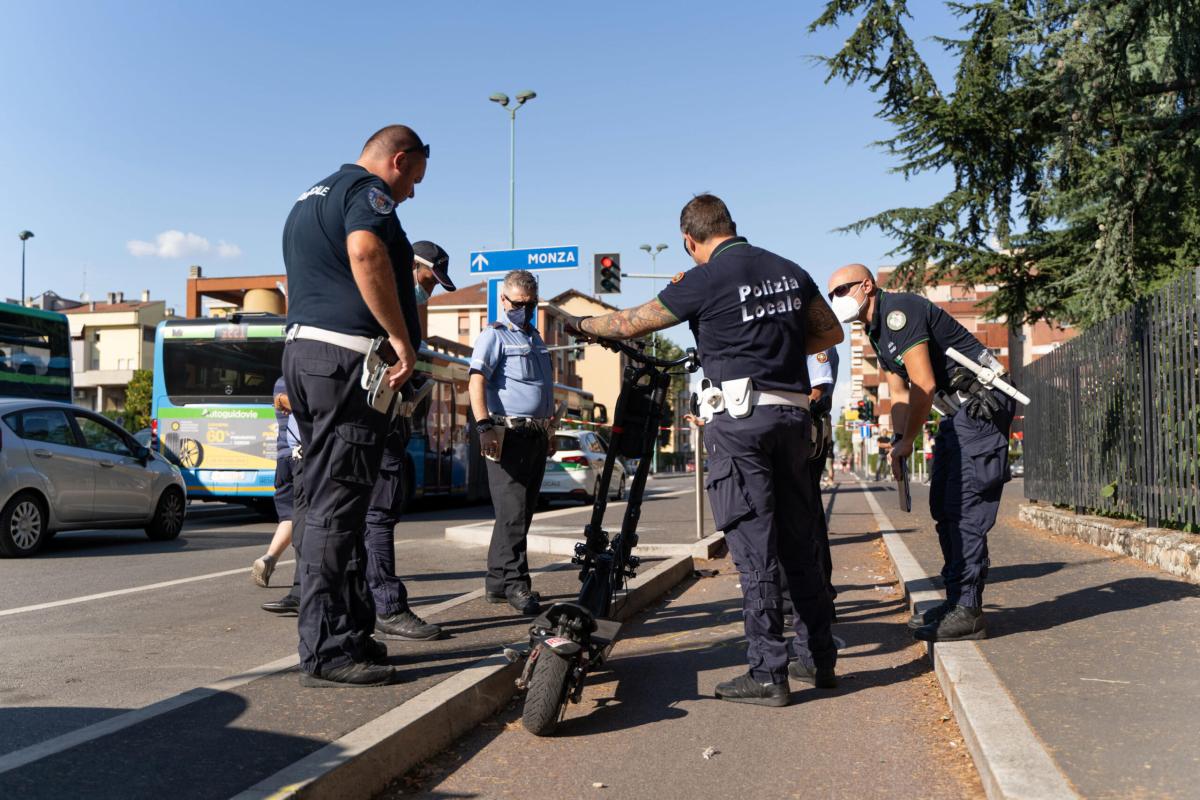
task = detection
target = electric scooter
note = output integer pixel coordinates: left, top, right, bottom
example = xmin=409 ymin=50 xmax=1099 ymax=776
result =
xmin=515 ymin=336 xmax=700 ymax=735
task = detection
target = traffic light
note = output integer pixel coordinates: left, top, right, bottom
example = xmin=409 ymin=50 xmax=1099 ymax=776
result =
xmin=864 ymin=399 xmax=875 ymax=423
xmin=856 ymin=400 xmax=867 ymax=421
xmin=594 ymin=253 xmax=621 ymax=295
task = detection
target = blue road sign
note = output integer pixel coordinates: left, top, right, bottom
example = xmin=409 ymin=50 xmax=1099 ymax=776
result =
xmin=860 ymin=424 xmax=871 ymax=440
xmin=469 ymin=246 xmax=579 ymax=274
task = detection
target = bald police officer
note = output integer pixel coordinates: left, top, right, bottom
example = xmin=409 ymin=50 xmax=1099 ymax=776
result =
xmin=571 ymin=194 xmax=844 ymax=706
xmin=826 ymin=264 xmax=1016 ymax=642
xmin=282 ymin=125 xmax=427 ymax=687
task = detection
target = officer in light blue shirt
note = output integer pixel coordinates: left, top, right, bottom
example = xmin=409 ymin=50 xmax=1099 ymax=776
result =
xmin=468 ymin=269 xmax=556 ymax=615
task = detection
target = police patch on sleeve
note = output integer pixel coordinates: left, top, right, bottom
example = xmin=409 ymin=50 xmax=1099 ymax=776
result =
xmin=367 ymin=186 xmax=395 ymax=216
xmin=886 ymin=310 xmax=907 ymax=331
xmin=671 ymin=271 xmax=685 ymax=284
xmin=816 ymin=351 xmax=828 ymax=363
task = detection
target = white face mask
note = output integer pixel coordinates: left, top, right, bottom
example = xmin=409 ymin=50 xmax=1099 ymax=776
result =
xmin=830 ymin=289 xmax=866 ymax=323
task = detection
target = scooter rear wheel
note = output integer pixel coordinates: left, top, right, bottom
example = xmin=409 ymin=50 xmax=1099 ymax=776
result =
xmin=522 ymin=648 xmax=572 ymax=736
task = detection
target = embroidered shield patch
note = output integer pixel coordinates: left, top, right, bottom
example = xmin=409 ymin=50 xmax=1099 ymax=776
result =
xmin=367 ymin=186 xmax=395 ymax=215
xmin=671 ymin=271 xmax=685 ymax=284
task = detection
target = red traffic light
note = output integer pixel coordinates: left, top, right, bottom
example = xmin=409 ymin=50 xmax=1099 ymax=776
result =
xmin=600 ymin=256 xmax=615 ymax=269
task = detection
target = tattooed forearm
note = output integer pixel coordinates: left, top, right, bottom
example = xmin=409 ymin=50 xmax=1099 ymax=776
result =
xmin=580 ymin=299 xmax=680 ymax=340
xmin=804 ymin=296 xmax=844 ymax=352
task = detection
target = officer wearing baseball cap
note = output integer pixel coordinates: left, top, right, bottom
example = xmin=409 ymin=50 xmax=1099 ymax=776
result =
xmin=826 ymin=263 xmax=1016 ymax=642
xmin=570 ymin=194 xmax=844 ymax=706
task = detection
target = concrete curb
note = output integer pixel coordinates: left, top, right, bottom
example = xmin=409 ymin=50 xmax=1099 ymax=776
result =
xmin=1020 ymin=503 xmax=1200 ymax=585
xmin=445 ymin=521 xmax=725 ymax=560
xmin=231 ymin=554 xmax=695 ymax=800
xmin=856 ymin=479 xmax=1080 ymax=800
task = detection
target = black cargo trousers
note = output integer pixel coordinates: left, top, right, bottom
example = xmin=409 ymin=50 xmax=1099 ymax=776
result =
xmin=704 ymin=405 xmax=836 ymax=684
xmin=283 ymin=338 xmax=388 ymax=675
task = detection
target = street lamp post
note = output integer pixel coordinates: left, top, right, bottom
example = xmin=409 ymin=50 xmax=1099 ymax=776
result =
xmin=18 ymin=231 xmax=34 ymax=306
xmin=639 ymin=243 xmax=668 ymax=472
xmin=489 ymin=90 xmax=537 ymax=248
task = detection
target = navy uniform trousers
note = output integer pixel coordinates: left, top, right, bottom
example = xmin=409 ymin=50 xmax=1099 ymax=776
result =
xmin=363 ymin=423 xmax=413 ymax=617
xmin=283 ymin=338 xmax=387 ymax=675
xmin=705 ymin=405 xmax=836 ymax=684
xmin=484 ymin=428 xmax=549 ymax=596
xmin=929 ymin=391 xmax=1015 ymax=609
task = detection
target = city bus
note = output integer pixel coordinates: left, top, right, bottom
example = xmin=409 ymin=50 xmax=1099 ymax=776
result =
xmin=0 ymin=301 xmax=73 ymax=402
xmin=151 ymin=316 xmax=594 ymax=512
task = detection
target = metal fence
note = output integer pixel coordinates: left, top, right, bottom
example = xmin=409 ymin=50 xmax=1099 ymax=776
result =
xmin=1024 ymin=269 xmax=1200 ymax=529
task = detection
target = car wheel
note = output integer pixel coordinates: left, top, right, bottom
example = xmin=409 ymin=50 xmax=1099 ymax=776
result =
xmin=0 ymin=492 xmax=49 ymax=558
xmin=614 ymin=474 xmax=626 ymax=501
xmin=145 ymin=488 xmax=186 ymax=541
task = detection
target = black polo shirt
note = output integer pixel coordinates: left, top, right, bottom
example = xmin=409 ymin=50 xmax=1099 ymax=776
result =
xmin=282 ymin=163 xmax=420 ymax=344
xmin=866 ymin=290 xmax=988 ymax=390
xmin=657 ymin=237 xmax=819 ymax=393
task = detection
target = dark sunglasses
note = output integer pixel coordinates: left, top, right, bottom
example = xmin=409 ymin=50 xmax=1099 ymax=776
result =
xmin=503 ymin=295 xmax=537 ymax=310
xmin=827 ymin=280 xmax=864 ymax=301
xmin=403 ymin=143 xmax=431 ymax=159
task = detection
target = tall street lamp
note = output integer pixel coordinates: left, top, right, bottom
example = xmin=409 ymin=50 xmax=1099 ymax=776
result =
xmin=489 ymin=90 xmax=537 ymax=248
xmin=18 ymin=231 xmax=34 ymax=306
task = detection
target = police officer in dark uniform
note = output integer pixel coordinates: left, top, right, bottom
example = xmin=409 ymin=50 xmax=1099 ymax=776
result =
xmin=826 ymin=263 xmax=1016 ymax=642
xmin=571 ymin=194 xmax=845 ymax=706
xmin=281 ymin=125 xmax=427 ymax=687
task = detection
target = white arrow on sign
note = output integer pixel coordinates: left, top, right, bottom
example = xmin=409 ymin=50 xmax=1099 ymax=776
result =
xmin=471 ymin=253 xmax=488 ymax=270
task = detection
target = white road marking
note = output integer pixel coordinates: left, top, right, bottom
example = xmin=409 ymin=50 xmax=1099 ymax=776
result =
xmin=0 ymin=561 xmax=297 ymax=618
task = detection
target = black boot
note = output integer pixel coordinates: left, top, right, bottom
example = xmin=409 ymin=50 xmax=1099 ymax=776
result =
xmin=914 ymin=605 xmax=986 ymax=642
xmin=376 ymin=610 xmax=443 ymax=641
xmin=907 ymin=600 xmax=951 ymax=631
xmin=261 ymin=595 xmax=299 ymax=615
xmin=788 ymin=657 xmax=838 ymax=689
xmin=298 ymin=662 xmax=396 ymax=688
xmin=714 ymin=673 xmax=790 ymax=707
xmin=361 ymin=638 xmax=388 ymax=665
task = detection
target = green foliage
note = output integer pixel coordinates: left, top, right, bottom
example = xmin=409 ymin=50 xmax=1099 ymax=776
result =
xmin=124 ymin=369 xmax=154 ymax=432
xmin=811 ymin=1 xmax=1200 ymax=327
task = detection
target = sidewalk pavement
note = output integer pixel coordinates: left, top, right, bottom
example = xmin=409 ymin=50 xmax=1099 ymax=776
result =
xmin=381 ymin=481 xmax=985 ymax=800
xmin=877 ymin=476 xmax=1200 ymax=798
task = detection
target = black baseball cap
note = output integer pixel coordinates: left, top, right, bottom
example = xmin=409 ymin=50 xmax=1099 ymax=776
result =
xmin=412 ymin=241 xmax=455 ymax=292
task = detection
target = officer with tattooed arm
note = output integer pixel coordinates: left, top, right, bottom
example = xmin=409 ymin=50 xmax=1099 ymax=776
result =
xmin=568 ymin=194 xmax=843 ymax=706
xmin=825 ymin=264 xmax=1016 ymax=642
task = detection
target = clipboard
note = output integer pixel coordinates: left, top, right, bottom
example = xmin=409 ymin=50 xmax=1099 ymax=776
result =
xmin=897 ymin=459 xmax=912 ymax=513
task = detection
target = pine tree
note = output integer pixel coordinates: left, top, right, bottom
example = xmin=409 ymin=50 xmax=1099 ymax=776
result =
xmin=811 ymin=0 xmax=1200 ymax=326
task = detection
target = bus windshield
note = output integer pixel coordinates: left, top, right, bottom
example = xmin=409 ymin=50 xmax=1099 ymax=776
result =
xmin=0 ymin=302 xmax=72 ymax=402
xmin=162 ymin=338 xmax=283 ymax=404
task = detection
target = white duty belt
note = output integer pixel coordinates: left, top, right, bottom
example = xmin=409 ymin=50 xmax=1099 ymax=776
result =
xmin=697 ymin=377 xmax=810 ymax=422
xmin=286 ymin=325 xmax=373 ymax=355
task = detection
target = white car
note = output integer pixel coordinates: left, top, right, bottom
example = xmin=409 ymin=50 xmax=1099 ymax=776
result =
xmin=0 ymin=399 xmax=187 ymax=557
xmin=540 ymin=429 xmax=626 ymax=504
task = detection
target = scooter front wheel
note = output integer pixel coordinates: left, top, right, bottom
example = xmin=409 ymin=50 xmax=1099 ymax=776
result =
xmin=522 ymin=648 xmax=573 ymax=736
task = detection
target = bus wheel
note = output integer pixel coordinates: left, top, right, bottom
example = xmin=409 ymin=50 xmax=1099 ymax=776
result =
xmin=146 ymin=488 xmax=186 ymax=541
xmin=0 ymin=492 xmax=49 ymax=558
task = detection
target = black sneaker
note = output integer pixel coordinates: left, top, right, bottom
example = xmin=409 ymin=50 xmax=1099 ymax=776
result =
xmin=507 ymin=587 xmax=541 ymax=616
xmin=361 ymin=638 xmax=388 ymax=665
xmin=914 ymin=605 xmax=986 ymax=642
xmin=261 ymin=595 xmax=299 ymax=615
xmin=298 ymin=662 xmax=396 ymax=688
xmin=486 ymin=588 xmax=541 ymax=605
xmin=787 ymin=657 xmax=838 ymax=689
xmin=376 ymin=610 xmax=443 ymax=641
xmin=714 ymin=673 xmax=790 ymax=707
xmin=907 ymin=600 xmax=951 ymax=631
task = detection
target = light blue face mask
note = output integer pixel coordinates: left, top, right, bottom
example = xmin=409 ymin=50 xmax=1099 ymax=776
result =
xmin=414 ymin=283 xmax=431 ymax=306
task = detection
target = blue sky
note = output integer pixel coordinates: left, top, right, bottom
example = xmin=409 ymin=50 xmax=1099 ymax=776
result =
xmin=2 ymin=1 xmax=963 ymax=403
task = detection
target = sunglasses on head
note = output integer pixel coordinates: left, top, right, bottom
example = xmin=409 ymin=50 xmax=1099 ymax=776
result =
xmin=403 ymin=143 xmax=431 ymax=159
xmin=827 ymin=280 xmax=864 ymax=301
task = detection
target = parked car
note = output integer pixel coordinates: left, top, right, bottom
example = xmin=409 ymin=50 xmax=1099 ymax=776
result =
xmin=0 ymin=399 xmax=187 ymax=557
xmin=540 ymin=429 xmax=626 ymax=504
xmin=1010 ymin=459 xmax=1025 ymax=478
